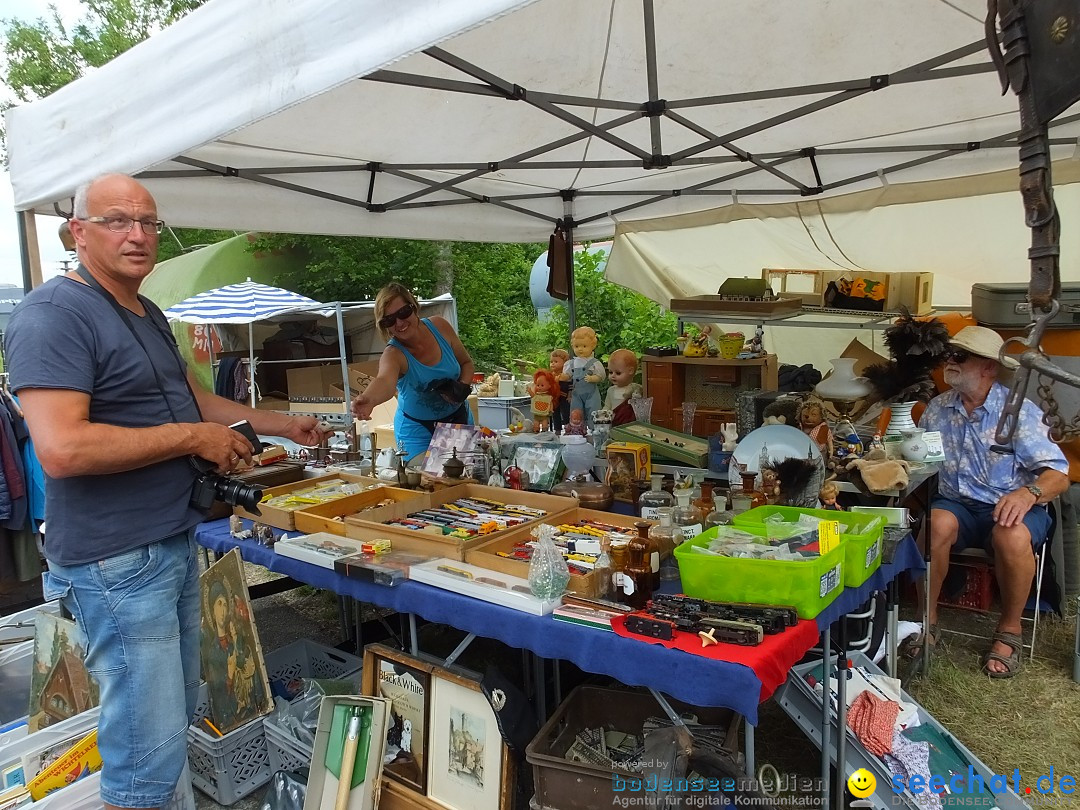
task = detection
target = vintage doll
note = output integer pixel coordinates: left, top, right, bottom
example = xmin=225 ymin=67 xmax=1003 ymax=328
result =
xmin=819 ymin=481 xmax=844 ymax=511
xmin=798 ymin=399 xmax=834 ymax=458
xmin=549 ymin=348 xmax=572 ymax=433
xmin=604 ymin=348 xmax=643 ymax=412
xmin=530 ymin=368 xmax=559 ymax=433
xmin=567 ymin=327 xmax=605 ymax=428
xmin=563 ymin=408 xmax=588 ymax=437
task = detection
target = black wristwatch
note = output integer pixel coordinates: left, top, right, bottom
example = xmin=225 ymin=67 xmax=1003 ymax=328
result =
xmin=1024 ymin=484 xmax=1043 ymax=501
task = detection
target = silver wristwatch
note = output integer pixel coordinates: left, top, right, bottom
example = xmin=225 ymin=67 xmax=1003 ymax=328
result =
xmin=1024 ymin=484 xmax=1042 ymax=501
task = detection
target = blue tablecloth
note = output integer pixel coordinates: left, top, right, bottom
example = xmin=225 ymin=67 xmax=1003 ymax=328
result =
xmin=195 ymin=520 xmax=924 ymax=724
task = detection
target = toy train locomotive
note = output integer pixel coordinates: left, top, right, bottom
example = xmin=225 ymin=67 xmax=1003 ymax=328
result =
xmin=623 ymin=594 xmax=800 ymax=646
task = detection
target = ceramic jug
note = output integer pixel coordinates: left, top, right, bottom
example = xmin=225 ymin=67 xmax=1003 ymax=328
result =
xmin=900 ymin=428 xmax=928 ymax=462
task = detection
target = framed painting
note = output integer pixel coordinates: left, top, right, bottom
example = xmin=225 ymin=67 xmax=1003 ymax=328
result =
xmin=427 ymin=666 xmax=513 ymax=810
xmin=27 ymin=614 xmax=98 ymax=732
xmin=199 ymin=548 xmax=273 ymax=734
xmin=362 ymin=644 xmax=431 ymax=794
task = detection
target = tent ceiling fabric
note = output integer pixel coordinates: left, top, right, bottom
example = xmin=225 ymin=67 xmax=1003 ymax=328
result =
xmin=7 ymin=0 xmax=1079 ymax=242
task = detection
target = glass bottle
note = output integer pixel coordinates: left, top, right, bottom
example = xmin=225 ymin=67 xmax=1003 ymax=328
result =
xmin=609 ymin=541 xmax=629 ymax=604
xmin=639 ymin=474 xmax=674 ymax=520
xmin=672 ymin=491 xmax=704 ymax=543
xmin=592 ymin=536 xmax=616 ymax=601
xmin=650 ymin=508 xmax=680 ymax=582
xmin=624 ymin=522 xmax=655 ymax=608
xmin=693 ymin=481 xmax=716 ymax=519
xmin=739 ymin=470 xmax=768 ymax=510
xmin=705 ymin=497 xmax=733 ymax=527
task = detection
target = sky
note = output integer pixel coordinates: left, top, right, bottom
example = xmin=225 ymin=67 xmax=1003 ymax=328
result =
xmin=1 ymin=0 xmax=86 ymax=289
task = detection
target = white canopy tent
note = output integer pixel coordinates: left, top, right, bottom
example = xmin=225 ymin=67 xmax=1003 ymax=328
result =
xmin=6 ymin=0 xmax=1079 ymax=251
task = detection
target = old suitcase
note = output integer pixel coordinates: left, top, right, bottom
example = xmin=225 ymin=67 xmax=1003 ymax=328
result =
xmin=971 ymin=282 xmax=1080 ymax=328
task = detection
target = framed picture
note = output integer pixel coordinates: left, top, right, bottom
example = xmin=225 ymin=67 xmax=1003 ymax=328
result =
xmin=362 ymin=645 xmax=432 ymax=794
xmin=427 ymin=667 xmax=513 ymax=810
xmin=27 ymin=614 xmax=99 ymax=732
xmin=199 ymin=548 xmax=273 ymax=734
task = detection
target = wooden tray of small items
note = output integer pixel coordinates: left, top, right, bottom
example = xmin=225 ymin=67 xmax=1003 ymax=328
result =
xmin=343 ymin=483 xmax=578 ymax=562
xmin=234 ymin=472 xmax=382 ymax=530
xmin=292 ymin=485 xmax=427 ymax=535
xmin=465 ymin=508 xmax=646 ymax=599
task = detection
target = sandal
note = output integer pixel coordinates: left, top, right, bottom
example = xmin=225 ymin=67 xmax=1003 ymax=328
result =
xmin=900 ymin=624 xmax=937 ymax=660
xmin=982 ymin=631 xmax=1023 ymax=679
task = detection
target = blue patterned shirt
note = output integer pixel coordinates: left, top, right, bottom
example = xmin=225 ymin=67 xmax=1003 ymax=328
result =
xmin=920 ymin=382 xmax=1068 ymax=504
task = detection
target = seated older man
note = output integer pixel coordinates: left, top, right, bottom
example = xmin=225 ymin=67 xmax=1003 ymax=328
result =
xmin=908 ymin=326 xmax=1069 ymax=678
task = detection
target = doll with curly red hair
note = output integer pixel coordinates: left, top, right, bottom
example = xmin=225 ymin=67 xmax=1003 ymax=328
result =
xmin=531 ymin=368 xmax=561 ymax=432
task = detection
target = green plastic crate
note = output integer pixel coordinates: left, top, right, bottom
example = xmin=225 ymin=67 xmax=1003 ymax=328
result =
xmin=731 ymin=505 xmax=883 ymax=587
xmin=673 ymin=525 xmax=844 ymax=619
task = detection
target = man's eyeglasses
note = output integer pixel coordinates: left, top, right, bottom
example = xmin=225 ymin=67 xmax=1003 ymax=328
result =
xmin=943 ymin=349 xmax=970 ymax=364
xmin=82 ymin=216 xmax=164 ymax=235
xmin=378 ymin=303 xmax=416 ymax=329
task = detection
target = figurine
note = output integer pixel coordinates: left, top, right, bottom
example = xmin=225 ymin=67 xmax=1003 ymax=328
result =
xmin=721 ymin=423 xmax=738 ymax=452
xmin=549 ymin=348 xmax=572 ymax=433
xmin=563 ymin=408 xmax=588 ymax=437
xmin=530 ymin=368 xmax=560 ymax=433
xmin=604 ymin=348 xmax=643 ymax=412
xmin=819 ymin=481 xmax=845 ymax=510
xmin=760 ymin=468 xmax=782 ymax=504
xmin=798 ymin=399 xmax=834 ymax=457
xmin=567 ymin=327 xmax=606 ymax=428
xmin=869 ymin=433 xmax=885 ymax=453
xmin=748 ymin=324 xmax=765 ymax=356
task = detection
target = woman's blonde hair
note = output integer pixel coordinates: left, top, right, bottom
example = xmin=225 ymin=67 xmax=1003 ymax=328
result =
xmin=374 ymin=283 xmax=420 ymax=342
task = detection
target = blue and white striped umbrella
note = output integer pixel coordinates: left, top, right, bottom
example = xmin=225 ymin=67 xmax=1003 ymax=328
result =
xmin=163 ymin=280 xmax=325 ymax=323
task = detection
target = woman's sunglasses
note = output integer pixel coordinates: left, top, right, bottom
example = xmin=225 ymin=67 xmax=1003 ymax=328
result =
xmin=943 ymin=349 xmax=970 ymax=364
xmin=378 ymin=303 xmax=416 ymax=329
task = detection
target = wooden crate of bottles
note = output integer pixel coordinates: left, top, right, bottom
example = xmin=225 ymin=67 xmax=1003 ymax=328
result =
xmin=464 ymin=509 xmax=646 ymax=599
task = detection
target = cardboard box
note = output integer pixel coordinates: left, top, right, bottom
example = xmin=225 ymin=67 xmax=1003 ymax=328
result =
xmin=286 ymin=360 xmax=378 ymax=399
xmin=761 ymin=268 xmax=825 ymax=307
xmin=605 ymin=442 xmax=651 ymax=502
xmin=234 ymin=472 xmax=381 ymax=530
xmin=303 ymin=695 xmax=389 ymax=810
xmin=292 ymin=486 xmax=426 ymax=535
xmin=343 ymin=483 xmax=577 ymax=561
xmin=464 ymin=508 xmax=642 ymax=598
xmin=820 ymin=270 xmax=934 ymax=315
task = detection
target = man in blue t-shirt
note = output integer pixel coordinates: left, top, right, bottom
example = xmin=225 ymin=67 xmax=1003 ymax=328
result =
xmin=5 ymin=174 xmax=330 ymax=810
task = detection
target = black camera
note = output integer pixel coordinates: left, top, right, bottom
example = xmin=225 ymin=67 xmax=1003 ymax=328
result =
xmin=189 ymin=421 xmax=265 ymax=515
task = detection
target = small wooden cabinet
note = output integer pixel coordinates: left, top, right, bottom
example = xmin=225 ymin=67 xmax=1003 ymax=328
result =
xmin=641 ymin=354 xmax=778 ymax=435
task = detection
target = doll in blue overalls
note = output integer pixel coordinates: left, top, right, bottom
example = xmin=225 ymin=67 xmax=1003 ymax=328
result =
xmin=567 ymin=326 xmax=606 ymax=428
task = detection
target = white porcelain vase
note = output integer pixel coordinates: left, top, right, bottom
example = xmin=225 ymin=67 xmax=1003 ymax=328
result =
xmin=886 ymin=401 xmax=918 ymax=436
xmin=900 ymin=427 xmax=928 ymax=462
xmin=560 ymin=435 xmax=595 ymax=480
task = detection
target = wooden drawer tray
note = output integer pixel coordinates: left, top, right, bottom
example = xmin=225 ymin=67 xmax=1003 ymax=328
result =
xmin=465 ymin=508 xmax=643 ymax=598
xmin=292 ymin=486 xmax=426 ymax=536
xmin=344 ymin=483 xmax=578 ymax=562
xmin=234 ymin=472 xmax=379 ymax=530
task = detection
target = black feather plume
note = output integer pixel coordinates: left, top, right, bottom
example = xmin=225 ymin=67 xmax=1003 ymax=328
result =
xmin=865 ymin=307 xmax=950 ymax=403
xmin=766 ymin=457 xmax=818 ymax=505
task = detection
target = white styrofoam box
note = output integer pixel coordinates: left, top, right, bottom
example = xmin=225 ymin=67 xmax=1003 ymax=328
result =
xmin=32 ymin=761 xmax=195 ymax=810
xmin=0 ymin=601 xmax=60 ymax=646
xmin=0 ymin=641 xmax=39 ymax=731
xmin=0 ymin=705 xmax=100 ymax=785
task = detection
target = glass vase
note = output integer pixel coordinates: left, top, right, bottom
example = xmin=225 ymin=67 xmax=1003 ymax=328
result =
xmin=681 ymin=401 xmax=697 ymax=435
xmin=630 ymin=396 xmax=654 ymax=424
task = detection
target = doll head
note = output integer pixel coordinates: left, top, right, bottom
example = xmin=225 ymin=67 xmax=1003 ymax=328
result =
xmin=532 ymin=368 xmax=558 ymax=400
xmin=820 ymin=481 xmax=839 ymax=504
xmin=569 ymin=408 xmax=584 ymax=425
xmin=607 ymin=349 xmax=638 ymax=388
xmin=549 ymin=348 xmax=569 ymax=375
xmin=570 ymin=326 xmax=598 ymax=359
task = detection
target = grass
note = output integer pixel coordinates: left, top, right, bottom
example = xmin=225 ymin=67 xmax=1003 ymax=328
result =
xmin=755 ymin=600 xmax=1080 ymax=800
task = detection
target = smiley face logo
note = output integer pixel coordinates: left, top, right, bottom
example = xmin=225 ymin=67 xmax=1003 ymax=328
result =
xmin=847 ymin=769 xmax=876 ymax=798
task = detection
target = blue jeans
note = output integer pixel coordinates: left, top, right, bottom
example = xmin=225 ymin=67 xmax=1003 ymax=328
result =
xmin=42 ymin=529 xmax=201 ymax=808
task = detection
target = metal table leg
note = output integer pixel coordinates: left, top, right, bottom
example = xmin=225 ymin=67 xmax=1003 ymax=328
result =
xmin=820 ymin=626 xmax=831 ymax=810
xmin=886 ymin=578 xmax=899 ymax=679
xmin=835 ymin=624 xmax=849 ymax=810
xmin=744 ymin=718 xmax=755 ymax=776
xmin=409 ymin=613 xmax=419 ymax=656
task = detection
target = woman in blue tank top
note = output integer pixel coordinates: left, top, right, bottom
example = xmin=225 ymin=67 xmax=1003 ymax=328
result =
xmin=352 ymin=283 xmax=475 ymax=460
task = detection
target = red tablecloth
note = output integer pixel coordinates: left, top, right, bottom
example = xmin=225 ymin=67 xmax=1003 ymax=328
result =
xmin=611 ymin=615 xmax=820 ymax=702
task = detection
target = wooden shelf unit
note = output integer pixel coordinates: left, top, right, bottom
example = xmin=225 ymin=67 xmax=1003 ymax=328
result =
xmin=641 ymin=354 xmax=778 ymax=435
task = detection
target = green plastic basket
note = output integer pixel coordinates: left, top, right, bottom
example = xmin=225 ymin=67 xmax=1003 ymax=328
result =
xmin=731 ymin=505 xmax=883 ymax=587
xmin=673 ymin=525 xmax=845 ymax=619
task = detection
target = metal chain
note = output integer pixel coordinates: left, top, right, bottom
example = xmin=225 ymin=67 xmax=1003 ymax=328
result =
xmin=1036 ymin=372 xmax=1080 ymax=442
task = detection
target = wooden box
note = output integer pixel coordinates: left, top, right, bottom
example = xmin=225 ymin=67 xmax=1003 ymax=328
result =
xmin=667 ymin=293 xmax=803 ymax=318
xmin=761 ymin=268 xmax=825 ymax=307
xmin=292 ymin=486 xmax=426 ymax=535
xmin=820 ymin=270 xmax=934 ymax=315
xmin=464 ymin=508 xmax=643 ymax=599
xmin=234 ymin=472 xmax=380 ymax=530
xmin=343 ymin=483 xmax=578 ymax=562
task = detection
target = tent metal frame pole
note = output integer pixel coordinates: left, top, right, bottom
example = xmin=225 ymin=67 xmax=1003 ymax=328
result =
xmin=642 ymin=0 xmax=663 ymax=158
xmin=563 ymin=192 xmax=576 ymax=335
xmin=334 ymin=301 xmax=353 ymax=446
xmin=247 ymin=323 xmax=257 ymax=408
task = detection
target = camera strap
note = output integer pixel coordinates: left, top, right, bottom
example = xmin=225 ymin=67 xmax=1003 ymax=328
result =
xmin=74 ymin=264 xmax=205 ymax=423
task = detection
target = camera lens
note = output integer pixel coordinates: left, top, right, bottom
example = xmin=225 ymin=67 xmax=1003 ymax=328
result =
xmin=213 ymin=477 xmax=264 ymax=514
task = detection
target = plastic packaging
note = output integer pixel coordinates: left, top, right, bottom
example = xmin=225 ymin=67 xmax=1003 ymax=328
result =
xmin=258 ymin=769 xmax=307 ymax=810
xmin=529 ymin=524 xmax=571 ymax=600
